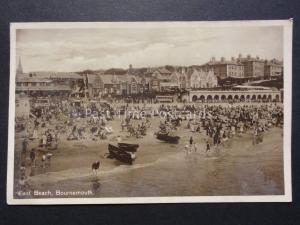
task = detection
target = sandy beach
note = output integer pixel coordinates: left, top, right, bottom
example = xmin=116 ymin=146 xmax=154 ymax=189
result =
xmin=13 ymin=108 xmax=284 ymax=198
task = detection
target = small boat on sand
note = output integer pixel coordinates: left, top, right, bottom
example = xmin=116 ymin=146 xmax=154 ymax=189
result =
xmin=117 ymin=143 xmax=139 ymax=152
xmin=108 ymin=144 xmax=137 ymax=165
xmin=155 ymin=132 xmax=180 ymax=144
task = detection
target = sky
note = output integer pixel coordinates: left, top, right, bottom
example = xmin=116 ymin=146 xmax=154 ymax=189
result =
xmin=16 ymin=25 xmax=283 ymax=72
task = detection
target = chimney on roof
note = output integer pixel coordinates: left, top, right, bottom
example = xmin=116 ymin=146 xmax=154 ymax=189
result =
xmin=247 ymin=54 xmax=251 ymax=59
xmin=211 ymin=56 xmax=216 ymax=62
xmin=231 ymin=57 xmax=235 ymax=62
xmin=238 ymin=53 xmax=242 ymax=59
xmin=256 ymin=56 xmax=259 ymax=60
xmin=221 ymin=57 xmax=225 ymax=62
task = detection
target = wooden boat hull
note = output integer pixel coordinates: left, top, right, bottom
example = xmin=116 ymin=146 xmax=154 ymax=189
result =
xmin=156 ymin=133 xmax=180 ymax=144
xmin=108 ymin=144 xmax=135 ymax=164
xmin=117 ymin=143 xmax=139 ymax=152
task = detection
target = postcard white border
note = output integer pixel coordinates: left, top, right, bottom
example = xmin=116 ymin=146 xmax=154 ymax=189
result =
xmin=7 ymin=20 xmax=293 ymax=205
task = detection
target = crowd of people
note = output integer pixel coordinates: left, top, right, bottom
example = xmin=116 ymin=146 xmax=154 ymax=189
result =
xmin=16 ymin=96 xmax=284 ymax=186
xmin=155 ymin=103 xmax=284 ymax=154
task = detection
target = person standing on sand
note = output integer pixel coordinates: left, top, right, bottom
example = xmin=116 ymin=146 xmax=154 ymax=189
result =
xmin=46 ymin=153 xmax=53 ymax=167
xmin=194 ymin=141 xmax=198 ymax=152
xmin=121 ymin=119 xmax=126 ymax=131
xmin=32 ymin=128 xmax=38 ymax=139
xmin=189 ymin=136 xmax=197 ymax=153
xmin=19 ymin=176 xmax=26 ymax=187
xmin=184 ymin=145 xmax=190 ymax=156
xmin=206 ymin=140 xmax=210 ymax=152
xmin=30 ymin=148 xmax=36 ymax=167
xmin=41 ymin=154 xmax=47 ymax=169
xmin=252 ymin=128 xmax=258 ymax=145
xmin=189 ymin=136 xmax=193 ymax=145
xmin=42 ymin=133 xmax=47 ymax=147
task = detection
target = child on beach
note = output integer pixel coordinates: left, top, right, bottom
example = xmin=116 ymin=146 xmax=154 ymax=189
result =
xmin=41 ymin=154 xmax=47 ymax=169
xmin=184 ymin=145 xmax=190 ymax=156
xmin=206 ymin=140 xmax=210 ymax=152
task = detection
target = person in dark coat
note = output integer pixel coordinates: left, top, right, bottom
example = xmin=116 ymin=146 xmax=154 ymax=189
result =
xmin=206 ymin=140 xmax=211 ymax=152
xmin=30 ymin=148 xmax=36 ymax=167
xmin=189 ymin=136 xmax=193 ymax=145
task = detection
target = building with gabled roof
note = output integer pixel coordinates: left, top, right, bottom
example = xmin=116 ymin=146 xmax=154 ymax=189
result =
xmin=156 ymin=67 xmax=172 ymax=76
xmin=86 ymin=74 xmax=103 ymax=97
xmin=189 ymin=69 xmax=218 ymax=89
xmin=99 ymin=74 xmax=121 ymax=96
xmin=169 ymin=70 xmax=188 ymax=89
xmin=117 ymin=74 xmax=139 ymax=95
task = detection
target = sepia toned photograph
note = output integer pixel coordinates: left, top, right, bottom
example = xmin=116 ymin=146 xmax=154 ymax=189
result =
xmin=7 ymin=21 xmax=292 ymax=204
